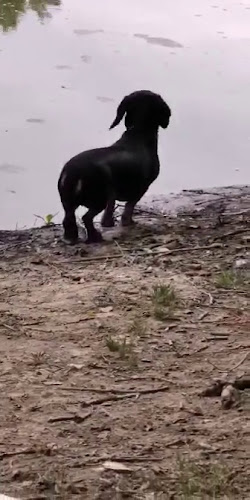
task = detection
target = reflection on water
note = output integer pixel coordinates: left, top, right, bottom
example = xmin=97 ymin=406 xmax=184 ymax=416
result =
xmin=0 ymin=162 xmax=25 ymax=173
xmin=134 ymin=33 xmax=183 ymax=48
xmin=0 ymin=0 xmax=60 ymax=31
xmin=0 ymin=0 xmax=249 ymax=229
xmin=73 ymin=28 xmax=103 ymax=36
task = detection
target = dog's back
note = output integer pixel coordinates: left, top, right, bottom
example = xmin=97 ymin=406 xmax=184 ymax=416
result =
xmin=58 ymin=90 xmax=171 ymax=243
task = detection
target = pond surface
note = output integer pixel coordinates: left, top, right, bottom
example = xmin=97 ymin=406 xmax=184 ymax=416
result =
xmin=0 ymin=0 xmax=250 ymax=228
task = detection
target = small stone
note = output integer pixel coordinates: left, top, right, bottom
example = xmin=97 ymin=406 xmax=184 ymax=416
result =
xmin=233 ymin=258 xmax=250 ymax=270
xmin=155 ymin=246 xmax=170 ymax=253
xmin=221 ymin=384 xmax=239 ymax=409
xmin=72 ymin=275 xmax=81 ymax=282
xmin=99 ymin=306 xmax=113 ymax=313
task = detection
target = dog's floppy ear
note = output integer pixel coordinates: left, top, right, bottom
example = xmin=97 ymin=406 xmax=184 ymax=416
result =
xmin=158 ymin=98 xmax=171 ymax=129
xmin=109 ymin=95 xmax=129 ymax=130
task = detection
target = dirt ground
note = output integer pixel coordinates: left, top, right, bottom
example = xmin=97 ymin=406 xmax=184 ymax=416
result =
xmin=0 ymin=187 xmax=249 ymax=500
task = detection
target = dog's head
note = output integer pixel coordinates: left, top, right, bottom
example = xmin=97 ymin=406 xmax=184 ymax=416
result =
xmin=109 ymin=90 xmax=171 ymax=131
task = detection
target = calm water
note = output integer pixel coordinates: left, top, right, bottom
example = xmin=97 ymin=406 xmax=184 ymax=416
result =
xmin=0 ymin=0 xmax=250 ymax=229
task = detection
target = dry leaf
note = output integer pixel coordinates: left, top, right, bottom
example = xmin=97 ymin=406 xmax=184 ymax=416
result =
xmin=103 ymin=460 xmax=132 ymax=472
xmin=155 ymin=246 xmax=170 ymax=253
xmin=99 ymin=306 xmax=113 ymax=313
xmin=68 ymin=363 xmax=84 ymax=371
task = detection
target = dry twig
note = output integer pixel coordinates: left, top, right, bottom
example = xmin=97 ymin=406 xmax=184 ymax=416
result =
xmin=48 ymin=411 xmax=92 ymax=424
xmin=59 ymin=242 xmax=222 ymax=265
xmin=81 ymin=385 xmax=169 ymax=407
xmin=0 ymin=322 xmax=16 ymax=331
xmin=213 ymin=228 xmax=250 ymax=240
xmin=0 ymin=448 xmax=36 ymax=461
xmin=228 ymin=352 xmax=249 ymax=373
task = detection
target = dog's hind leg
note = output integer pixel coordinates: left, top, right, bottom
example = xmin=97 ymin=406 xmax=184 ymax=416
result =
xmin=121 ymin=200 xmax=139 ymax=226
xmin=82 ymin=207 xmax=105 ymax=243
xmin=101 ymin=198 xmax=116 ymax=228
xmin=62 ymin=205 xmax=79 ymax=244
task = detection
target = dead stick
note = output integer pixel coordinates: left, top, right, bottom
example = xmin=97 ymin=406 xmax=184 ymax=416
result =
xmin=204 ymin=292 xmax=214 ymax=305
xmin=58 ymin=243 xmax=223 ymax=265
xmin=0 ymin=448 xmax=36 ymax=460
xmin=88 ymin=442 xmax=184 ymax=465
xmin=213 ymin=228 xmax=250 ymax=240
xmin=107 ymin=456 xmax=164 ymax=463
xmin=48 ymin=411 xmax=92 ymax=424
xmin=198 ymin=311 xmax=209 ymax=321
xmin=206 ymin=337 xmax=229 ymax=341
xmin=81 ymin=386 xmax=169 ymax=407
xmin=193 ymin=346 xmax=209 ymax=354
xmin=51 ymin=385 xmax=169 ymax=395
xmin=82 ymin=393 xmax=136 ymax=407
xmin=206 ymin=358 xmax=227 ymax=373
xmin=228 ymin=352 xmax=249 ymax=373
xmin=87 ymin=456 xmax=164 ymax=464
xmin=222 ymin=209 xmax=250 ymax=216
xmin=106 ymin=445 xmax=183 ymax=462
xmin=0 ymin=322 xmax=16 ymax=331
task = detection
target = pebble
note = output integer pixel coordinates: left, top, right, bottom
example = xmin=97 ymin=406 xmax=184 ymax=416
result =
xmin=233 ymin=257 xmax=250 ymax=270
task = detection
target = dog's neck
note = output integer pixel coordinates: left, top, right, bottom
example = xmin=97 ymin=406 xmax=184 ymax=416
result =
xmin=124 ymin=125 xmax=159 ymax=151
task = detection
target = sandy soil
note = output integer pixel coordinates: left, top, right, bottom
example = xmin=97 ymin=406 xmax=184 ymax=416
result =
xmin=0 ymin=186 xmax=249 ymax=500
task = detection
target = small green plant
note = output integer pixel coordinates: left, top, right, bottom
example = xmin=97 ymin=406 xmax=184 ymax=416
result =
xmin=106 ymin=335 xmax=126 ymax=355
xmin=153 ymin=305 xmax=169 ymax=321
xmin=128 ymin=315 xmax=146 ymax=338
xmin=34 ymin=212 xmax=58 ymax=226
xmin=215 ymin=270 xmax=245 ymax=289
xmin=152 ymin=284 xmax=177 ymax=306
xmin=176 ymin=457 xmax=236 ymax=499
xmin=152 ymin=284 xmax=178 ymax=320
xmin=37 ymin=467 xmax=68 ymax=497
xmin=29 ymin=351 xmax=46 ymax=366
xmin=105 ymin=335 xmax=138 ymax=367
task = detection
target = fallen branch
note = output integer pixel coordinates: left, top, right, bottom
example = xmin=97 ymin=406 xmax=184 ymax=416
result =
xmin=228 ymin=352 xmax=249 ymax=373
xmin=198 ymin=311 xmax=209 ymax=321
xmin=81 ymin=394 xmax=136 ymax=407
xmin=213 ymin=228 xmax=250 ymax=241
xmin=206 ymin=352 xmax=249 ymax=373
xmin=206 ymin=336 xmax=229 ymax=341
xmin=48 ymin=411 xmax=92 ymax=424
xmin=93 ymin=441 xmax=186 ymax=467
xmin=193 ymin=345 xmax=209 ymax=354
xmin=204 ymin=292 xmax=214 ymax=305
xmin=0 ymin=447 xmax=36 ymax=461
xmin=52 ymin=385 xmax=169 ymax=395
xmin=99 ymin=455 xmax=164 ymax=463
xmin=206 ymin=358 xmax=227 ymax=373
xmin=59 ymin=242 xmax=222 ymax=265
xmin=81 ymin=386 xmax=169 ymax=408
xmin=0 ymin=322 xmax=16 ymax=331
xmin=222 ymin=209 xmax=250 ymax=217
xmin=229 ymin=344 xmax=250 ymax=351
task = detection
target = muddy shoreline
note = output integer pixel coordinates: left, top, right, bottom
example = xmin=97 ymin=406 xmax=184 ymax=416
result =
xmin=0 ymin=184 xmax=249 ymax=260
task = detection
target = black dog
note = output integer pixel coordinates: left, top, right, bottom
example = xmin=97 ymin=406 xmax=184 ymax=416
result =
xmin=58 ymin=90 xmax=171 ymax=244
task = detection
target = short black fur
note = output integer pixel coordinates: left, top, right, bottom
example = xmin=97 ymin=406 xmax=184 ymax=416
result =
xmin=58 ymin=90 xmax=171 ymax=244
